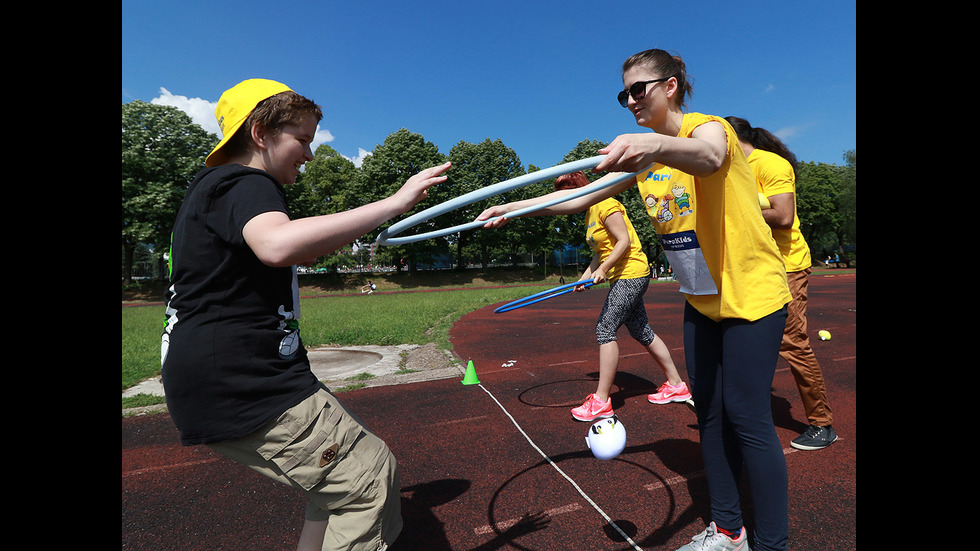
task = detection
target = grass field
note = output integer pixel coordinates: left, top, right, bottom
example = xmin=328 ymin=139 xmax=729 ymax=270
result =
xmin=122 ymin=265 xmax=853 ymax=410
xmin=121 ymin=267 xmax=580 ymax=409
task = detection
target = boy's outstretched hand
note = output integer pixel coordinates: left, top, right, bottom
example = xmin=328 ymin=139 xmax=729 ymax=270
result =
xmin=391 ymin=162 xmax=452 ymax=214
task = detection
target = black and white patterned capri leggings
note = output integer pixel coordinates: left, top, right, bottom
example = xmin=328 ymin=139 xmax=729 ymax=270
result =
xmin=595 ymin=276 xmax=656 ymax=346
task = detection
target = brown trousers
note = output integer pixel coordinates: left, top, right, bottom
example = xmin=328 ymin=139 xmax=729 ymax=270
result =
xmin=781 ymin=269 xmax=833 ymax=426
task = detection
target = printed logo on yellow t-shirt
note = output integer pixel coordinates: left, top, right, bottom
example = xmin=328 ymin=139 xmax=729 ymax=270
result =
xmin=636 ymin=166 xmax=718 ymax=296
xmin=639 ymin=168 xmax=695 ymax=227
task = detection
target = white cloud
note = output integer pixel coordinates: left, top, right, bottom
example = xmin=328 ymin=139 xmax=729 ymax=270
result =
xmin=344 ymin=148 xmax=372 ymax=168
xmin=149 ymin=87 xmax=365 ymax=166
xmin=313 ymin=126 xmax=334 ymax=150
xmin=775 ymin=125 xmax=801 ymax=141
xmin=150 ymin=87 xmax=219 ymax=136
xmin=774 ymin=122 xmax=817 ymax=144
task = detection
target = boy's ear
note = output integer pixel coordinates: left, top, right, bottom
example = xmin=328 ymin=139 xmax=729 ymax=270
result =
xmin=250 ymin=122 xmax=269 ymax=151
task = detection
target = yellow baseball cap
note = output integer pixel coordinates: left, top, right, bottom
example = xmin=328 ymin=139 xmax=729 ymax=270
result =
xmin=205 ymin=78 xmax=293 ymax=167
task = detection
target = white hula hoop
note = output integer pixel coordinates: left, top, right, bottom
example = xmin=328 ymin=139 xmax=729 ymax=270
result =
xmin=375 ymin=155 xmax=642 ymax=246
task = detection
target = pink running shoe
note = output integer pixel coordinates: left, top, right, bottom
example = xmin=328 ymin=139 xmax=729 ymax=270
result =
xmin=571 ymin=393 xmax=614 ymax=421
xmin=647 ymin=381 xmax=692 ymax=404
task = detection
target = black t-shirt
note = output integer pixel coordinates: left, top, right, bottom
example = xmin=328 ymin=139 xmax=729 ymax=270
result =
xmin=161 ymin=164 xmax=319 ymax=446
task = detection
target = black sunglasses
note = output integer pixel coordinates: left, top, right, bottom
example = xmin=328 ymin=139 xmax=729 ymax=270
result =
xmin=617 ymin=76 xmax=673 ymax=108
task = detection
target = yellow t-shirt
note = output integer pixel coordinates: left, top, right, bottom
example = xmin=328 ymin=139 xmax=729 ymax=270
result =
xmin=585 ymin=197 xmax=650 ymax=281
xmin=747 ymin=148 xmax=812 ymax=272
xmin=634 ymin=113 xmax=791 ymax=322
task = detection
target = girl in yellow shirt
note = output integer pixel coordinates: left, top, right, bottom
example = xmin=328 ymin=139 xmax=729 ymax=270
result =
xmin=479 ymin=49 xmax=791 ymax=551
xmin=726 ymin=116 xmax=837 ymax=452
xmin=555 ymin=171 xmax=690 ymax=423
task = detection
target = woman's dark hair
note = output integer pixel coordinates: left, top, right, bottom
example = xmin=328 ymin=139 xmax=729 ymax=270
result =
xmin=622 ymin=49 xmax=694 ymax=109
xmin=725 ymin=116 xmax=798 ymax=180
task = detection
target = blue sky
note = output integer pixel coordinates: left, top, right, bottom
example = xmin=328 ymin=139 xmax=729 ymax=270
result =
xmin=122 ymin=0 xmax=856 ymax=169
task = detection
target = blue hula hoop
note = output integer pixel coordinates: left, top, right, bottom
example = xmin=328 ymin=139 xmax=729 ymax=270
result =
xmin=375 ymin=155 xmax=641 ymax=246
xmin=494 ymin=280 xmax=596 ymax=314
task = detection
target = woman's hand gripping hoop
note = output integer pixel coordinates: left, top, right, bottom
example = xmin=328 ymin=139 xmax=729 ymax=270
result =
xmin=375 ymin=155 xmax=642 ymax=246
xmin=494 ymin=280 xmax=596 ymax=314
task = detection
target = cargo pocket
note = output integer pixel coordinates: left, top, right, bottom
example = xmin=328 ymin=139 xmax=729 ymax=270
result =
xmin=253 ymin=389 xmax=357 ymax=492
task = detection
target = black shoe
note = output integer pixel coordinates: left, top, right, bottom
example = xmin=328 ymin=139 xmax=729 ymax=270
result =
xmin=791 ymin=424 xmax=838 ymax=450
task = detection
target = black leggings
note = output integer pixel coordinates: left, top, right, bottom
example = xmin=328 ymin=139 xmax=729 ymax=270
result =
xmin=684 ymin=302 xmax=789 ymax=551
xmin=595 ymin=277 xmax=656 ymax=346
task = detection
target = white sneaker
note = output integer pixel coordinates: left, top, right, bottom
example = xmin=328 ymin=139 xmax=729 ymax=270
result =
xmin=675 ymin=522 xmax=750 ymax=551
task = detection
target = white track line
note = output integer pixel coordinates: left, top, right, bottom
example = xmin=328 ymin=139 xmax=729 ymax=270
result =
xmin=475 ymin=383 xmax=643 ymax=551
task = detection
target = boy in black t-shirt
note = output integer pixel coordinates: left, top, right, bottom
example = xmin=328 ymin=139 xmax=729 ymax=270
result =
xmin=162 ymin=79 xmax=451 ymax=551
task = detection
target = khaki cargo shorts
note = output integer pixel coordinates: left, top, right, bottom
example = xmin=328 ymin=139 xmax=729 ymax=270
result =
xmin=209 ymin=385 xmax=401 ymax=550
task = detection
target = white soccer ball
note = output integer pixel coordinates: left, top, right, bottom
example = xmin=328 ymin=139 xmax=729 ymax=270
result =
xmin=586 ymin=415 xmax=626 ymax=460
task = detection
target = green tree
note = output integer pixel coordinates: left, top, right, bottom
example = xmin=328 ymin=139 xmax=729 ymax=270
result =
xmin=447 ymin=138 xmax=527 ymax=270
xmin=796 ymin=154 xmax=857 ymax=259
xmin=556 ymin=140 xmax=605 ymax=247
xmin=286 ymin=143 xmax=358 ymax=219
xmin=283 ymin=144 xmax=361 ymax=272
xmin=355 ymin=129 xmax=448 ymax=272
xmin=492 ymin=161 xmax=567 ymax=272
xmin=556 ymin=140 xmax=668 ymax=275
xmin=122 ymin=100 xmax=217 ymax=284
xmin=837 ymin=149 xmax=856 ymax=253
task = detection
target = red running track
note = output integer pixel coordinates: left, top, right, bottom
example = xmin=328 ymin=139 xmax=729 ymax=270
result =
xmin=122 ymin=273 xmax=856 ymax=550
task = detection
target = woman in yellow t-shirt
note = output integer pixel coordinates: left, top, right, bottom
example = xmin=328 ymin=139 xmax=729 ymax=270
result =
xmin=726 ymin=116 xmax=837 ymax=452
xmin=556 ymin=171 xmax=689 ymax=423
xmin=478 ymin=49 xmax=791 ymax=551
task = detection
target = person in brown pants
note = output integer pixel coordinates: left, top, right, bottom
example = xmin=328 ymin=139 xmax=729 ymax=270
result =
xmin=727 ymin=116 xmax=838 ymax=451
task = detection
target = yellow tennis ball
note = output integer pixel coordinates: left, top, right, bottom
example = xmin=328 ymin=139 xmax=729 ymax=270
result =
xmin=758 ymin=193 xmax=771 ymax=209
xmin=818 ymin=330 xmax=831 ymax=341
